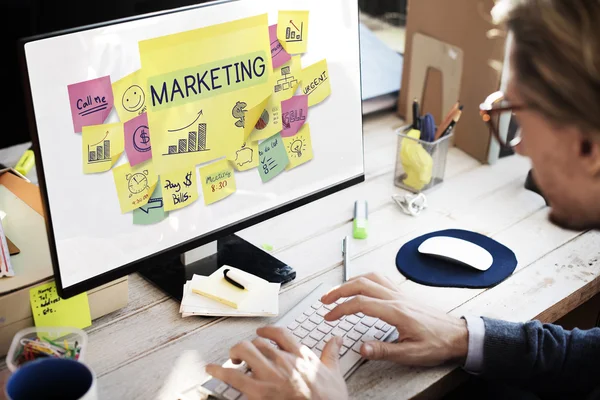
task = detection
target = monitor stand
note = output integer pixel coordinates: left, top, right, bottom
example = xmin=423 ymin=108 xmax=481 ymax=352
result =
xmin=138 ymin=234 xmax=296 ymax=301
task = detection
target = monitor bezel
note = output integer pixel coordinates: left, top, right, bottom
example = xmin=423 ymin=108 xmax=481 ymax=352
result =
xmin=18 ymin=0 xmax=365 ymax=299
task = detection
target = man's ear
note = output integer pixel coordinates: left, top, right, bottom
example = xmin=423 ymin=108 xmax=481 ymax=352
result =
xmin=579 ymin=134 xmax=600 ymax=177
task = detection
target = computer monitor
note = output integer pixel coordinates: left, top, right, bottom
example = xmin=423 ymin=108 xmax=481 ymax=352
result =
xmin=20 ymin=0 xmax=364 ymax=299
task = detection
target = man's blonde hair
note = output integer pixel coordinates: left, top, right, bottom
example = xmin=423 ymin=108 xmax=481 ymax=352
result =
xmin=493 ymin=0 xmax=600 ymax=133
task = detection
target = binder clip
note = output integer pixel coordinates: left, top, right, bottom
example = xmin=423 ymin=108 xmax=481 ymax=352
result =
xmin=392 ymin=193 xmax=428 ymax=217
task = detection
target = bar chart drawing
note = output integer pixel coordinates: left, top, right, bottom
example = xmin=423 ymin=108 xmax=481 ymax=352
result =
xmin=274 ymin=66 xmax=298 ymax=93
xmin=285 ymin=21 xmax=303 ymax=43
xmin=88 ymin=132 xmax=111 ymax=164
xmin=164 ymin=123 xmax=210 ymax=156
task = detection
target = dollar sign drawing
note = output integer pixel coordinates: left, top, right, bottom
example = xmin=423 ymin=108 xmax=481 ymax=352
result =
xmin=184 ymin=172 xmax=192 ymax=187
xmin=140 ymin=130 xmax=150 ymax=145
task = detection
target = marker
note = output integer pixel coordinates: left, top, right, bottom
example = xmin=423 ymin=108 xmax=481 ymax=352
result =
xmin=15 ymin=146 xmax=35 ymax=176
xmin=353 ymin=200 xmax=368 ymax=239
xmin=223 ymin=268 xmax=251 ymax=290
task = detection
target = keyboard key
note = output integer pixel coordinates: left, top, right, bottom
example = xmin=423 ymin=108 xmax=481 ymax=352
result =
xmin=361 ymin=316 xmax=378 ymax=327
xmin=311 ymin=301 xmax=322 ymax=309
xmin=316 ymin=341 xmax=326 ymax=351
xmin=354 ymin=324 xmax=368 ymax=334
xmin=345 ymin=315 xmax=361 ymax=325
xmin=331 ymin=328 xmax=345 ymax=337
xmin=339 ymin=346 xmax=349 ymax=356
xmin=381 ymin=323 xmax=392 ymax=332
xmin=356 ymin=312 xmax=365 ymax=318
xmin=309 ymin=315 xmax=324 ymax=325
xmin=324 ymin=319 xmax=340 ymax=327
xmin=310 ymin=330 xmax=326 ymax=341
xmin=347 ymin=330 xmax=362 ymax=341
xmin=343 ymin=337 xmax=355 ymax=348
xmin=323 ymin=333 xmax=333 ymax=343
xmin=301 ymin=337 xmax=318 ymax=348
xmin=375 ymin=321 xmax=385 ymax=330
xmin=338 ymin=321 xmax=354 ymax=332
xmin=316 ymin=308 xmax=329 ymax=317
xmin=215 ymin=382 xmax=229 ymax=394
xmin=317 ymin=323 xmax=332 ymax=334
xmin=303 ymin=308 xmax=315 ymax=316
xmin=313 ymin=348 xmax=322 ymax=358
xmin=335 ymin=297 xmax=347 ymax=305
xmin=323 ymin=303 xmax=336 ymax=310
xmin=301 ymin=321 xmax=317 ymax=332
xmin=223 ymin=387 xmax=241 ymax=400
xmin=352 ymin=341 xmax=363 ymax=354
xmin=293 ymin=327 xmax=310 ymax=339
xmin=296 ymin=314 xmax=308 ymax=323
xmin=375 ymin=331 xmax=385 ymax=340
xmin=361 ymin=327 xmax=380 ymax=343
xmin=287 ymin=322 xmax=299 ymax=331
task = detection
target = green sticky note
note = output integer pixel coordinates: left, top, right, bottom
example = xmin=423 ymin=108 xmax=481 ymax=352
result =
xmin=29 ymin=281 xmax=92 ymax=329
xmin=258 ymin=133 xmax=289 ymax=183
xmin=133 ymin=180 xmax=167 ymax=225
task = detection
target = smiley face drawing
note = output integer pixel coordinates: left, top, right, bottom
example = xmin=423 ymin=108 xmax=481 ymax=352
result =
xmin=126 ymin=170 xmax=149 ymax=197
xmin=122 ymin=85 xmax=145 ymax=113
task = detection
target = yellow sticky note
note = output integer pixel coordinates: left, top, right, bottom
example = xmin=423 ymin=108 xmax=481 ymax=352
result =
xmin=139 ymin=14 xmax=273 ymax=174
xmin=29 ymin=281 xmax=91 ymax=329
xmin=200 ymin=159 xmax=236 ymax=205
xmin=277 ymin=11 xmax=309 ymax=54
xmin=247 ymin=95 xmax=283 ymax=142
xmin=112 ymin=70 xmax=148 ymax=122
xmin=284 ymin=123 xmax=314 ymax=170
xmin=272 ymin=56 xmax=301 ymax=103
xmin=228 ymin=141 xmax=259 ymax=172
xmin=161 ymin=166 xmax=199 ymax=211
xmin=300 ymin=59 xmax=331 ymax=107
xmin=82 ymin=122 xmax=124 ymax=174
xmin=243 ymin=96 xmax=270 ymax=140
xmin=112 ymin=161 xmax=159 ymax=213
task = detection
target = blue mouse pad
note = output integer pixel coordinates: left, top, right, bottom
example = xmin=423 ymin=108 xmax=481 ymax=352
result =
xmin=396 ymin=229 xmax=518 ymax=288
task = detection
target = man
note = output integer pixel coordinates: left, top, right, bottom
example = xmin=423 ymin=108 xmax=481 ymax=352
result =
xmin=206 ymin=0 xmax=600 ymax=398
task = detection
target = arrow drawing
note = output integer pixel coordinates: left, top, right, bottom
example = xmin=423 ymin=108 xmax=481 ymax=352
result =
xmin=290 ymin=20 xmax=300 ymax=31
xmin=168 ymin=110 xmax=203 ymax=132
xmin=139 ymin=198 xmax=163 ymax=214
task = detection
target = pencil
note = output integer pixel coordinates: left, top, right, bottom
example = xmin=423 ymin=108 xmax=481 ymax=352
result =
xmin=441 ymin=108 xmax=463 ymax=138
xmin=434 ymin=102 xmax=461 ymax=141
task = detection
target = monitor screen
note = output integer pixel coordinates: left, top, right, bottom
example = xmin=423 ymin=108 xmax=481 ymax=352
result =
xmin=21 ymin=0 xmax=364 ymax=296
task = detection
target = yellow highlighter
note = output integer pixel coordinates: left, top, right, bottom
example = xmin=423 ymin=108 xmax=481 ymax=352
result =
xmin=15 ymin=146 xmax=35 ymax=176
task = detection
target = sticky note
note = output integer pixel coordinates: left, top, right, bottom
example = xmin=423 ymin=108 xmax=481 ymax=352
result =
xmin=161 ymin=167 xmax=199 ymax=211
xmin=82 ymin=122 xmax=125 ymax=174
xmin=281 ymin=95 xmax=308 ymax=138
xmin=284 ymin=123 xmax=314 ymax=170
xmin=258 ymin=133 xmax=289 ymax=183
xmin=200 ymin=159 xmax=236 ymax=205
xmin=269 ymin=24 xmax=291 ymax=69
xmin=29 ymin=281 xmax=92 ymax=329
xmin=228 ymin=141 xmax=259 ymax=172
xmin=124 ymin=113 xmax=152 ymax=166
xmin=272 ymin=56 xmax=301 ymax=102
xmin=139 ymin=14 xmax=273 ymax=174
xmin=112 ymin=162 xmax=159 ymax=214
xmin=244 ymin=96 xmax=270 ymax=140
xmin=247 ymin=95 xmax=283 ymax=142
xmin=67 ymin=76 xmax=114 ymax=133
xmin=277 ymin=11 xmax=309 ymax=54
xmin=112 ymin=69 xmax=148 ymax=122
xmin=133 ymin=180 xmax=167 ymax=225
xmin=300 ymin=59 xmax=331 ymax=107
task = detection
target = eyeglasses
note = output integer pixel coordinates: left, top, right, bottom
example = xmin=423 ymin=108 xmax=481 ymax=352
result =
xmin=479 ymin=91 xmax=525 ymax=149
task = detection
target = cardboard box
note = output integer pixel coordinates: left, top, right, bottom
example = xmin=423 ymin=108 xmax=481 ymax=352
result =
xmin=0 ymin=169 xmax=128 ymax=356
xmin=398 ymin=0 xmax=507 ymax=163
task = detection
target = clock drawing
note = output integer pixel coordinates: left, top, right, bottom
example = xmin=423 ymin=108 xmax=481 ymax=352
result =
xmin=127 ymin=170 xmax=149 ymax=197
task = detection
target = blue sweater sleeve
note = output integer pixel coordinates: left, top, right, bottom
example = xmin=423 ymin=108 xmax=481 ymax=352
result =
xmin=481 ymin=317 xmax=600 ymax=398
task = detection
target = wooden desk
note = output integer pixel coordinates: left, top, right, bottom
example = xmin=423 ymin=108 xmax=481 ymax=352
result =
xmin=4 ymin=112 xmax=599 ymax=399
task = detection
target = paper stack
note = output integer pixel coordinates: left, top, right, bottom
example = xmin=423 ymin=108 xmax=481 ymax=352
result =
xmin=179 ymin=266 xmax=280 ymax=318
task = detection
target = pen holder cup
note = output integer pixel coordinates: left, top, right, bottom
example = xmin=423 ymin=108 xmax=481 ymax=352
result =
xmin=6 ymin=327 xmax=88 ymax=372
xmin=394 ymin=126 xmax=454 ymax=193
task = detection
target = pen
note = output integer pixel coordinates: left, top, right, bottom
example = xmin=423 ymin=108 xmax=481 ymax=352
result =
xmin=342 ymin=236 xmax=350 ymax=282
xmin=412 ymin=99 xmax=420 ymax=130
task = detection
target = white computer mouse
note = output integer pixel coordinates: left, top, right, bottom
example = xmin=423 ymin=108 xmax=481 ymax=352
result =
xmin=418 ymin=236 xmax=493 ymax=272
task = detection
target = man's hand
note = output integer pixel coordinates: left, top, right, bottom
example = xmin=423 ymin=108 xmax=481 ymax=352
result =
xmin=206 ymin=326 xmax=349 ymax=400
xmin=321 ymin=273 xmax=469 ymax=367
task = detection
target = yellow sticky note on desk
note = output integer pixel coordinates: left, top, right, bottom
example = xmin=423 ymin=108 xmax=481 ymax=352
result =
xmin=277 ymin=11 xmax=309 ymax=54
xmin=82 ymin=122 xmax=124 ymax=174
xmin=300 ymin=59 xmax=331 ymax=107
xmin=29 ymin=282 xmax=91 ymax=329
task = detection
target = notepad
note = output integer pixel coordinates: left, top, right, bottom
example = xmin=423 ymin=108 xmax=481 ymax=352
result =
xmin=191 ymin=266 xmax=271 ymax=309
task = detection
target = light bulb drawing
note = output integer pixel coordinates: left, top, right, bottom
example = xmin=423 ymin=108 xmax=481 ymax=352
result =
xmin=290 ymin=139 xmax=303 ymax=158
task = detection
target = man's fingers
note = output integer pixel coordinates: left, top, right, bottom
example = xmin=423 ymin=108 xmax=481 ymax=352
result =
xmin=320 ymin=336 xmax=343 ymax=369
xmin=360 ymin=341 xmax=413 ymax=363
xmin=321 ymin=277 xmax=397 ymax=305
xmin=206 ymin=364 xmax=258 ymax=393
xmin=324 ymin=296 xmax=398 ymax=323
xmin=229 ymin=340 xmax=279 ymax=380
xmin=253 ymin=338 xmax=295 ymax=376
xmin=257 ymin=326 xmax=303 ymax=357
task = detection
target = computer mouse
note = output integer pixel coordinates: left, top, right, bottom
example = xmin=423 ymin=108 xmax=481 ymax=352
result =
xmin=417 ymin=236 xmax=493 ymax=271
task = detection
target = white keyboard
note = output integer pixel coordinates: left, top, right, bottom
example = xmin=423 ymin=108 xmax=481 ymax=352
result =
xmin=181 ymin=283 xmax=396 ymax=400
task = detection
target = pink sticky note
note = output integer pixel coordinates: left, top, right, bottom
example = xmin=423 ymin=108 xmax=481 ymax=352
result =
xmin=67 ymin=76 xmax=114 ymax=133
xmin=124 ymin=113 xmax=152 ymax=166
xmin=281 ymin=95 xmax=308 ymax=138
xmin=269 ymin=24 xmax=291 ymax=69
